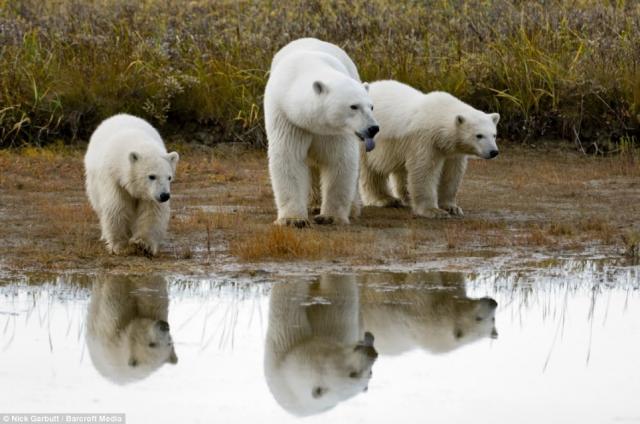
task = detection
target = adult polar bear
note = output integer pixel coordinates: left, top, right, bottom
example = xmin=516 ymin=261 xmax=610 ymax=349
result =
xmin=360 ymin=80 xmax=500 ymax=218
xmin=265 ymin=38 xmax=379 ymax=227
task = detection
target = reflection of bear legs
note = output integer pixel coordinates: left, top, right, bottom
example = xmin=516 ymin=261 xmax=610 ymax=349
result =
xmin=407 ymin=154 xmax=449 ymax=219
xmin=314 ymin=136 xmax=358 ymax=225
xmin=268 ymin=120 xmax=313 ymax=228
xmin=130 ymin=201 xmax=169 ymax=255
xmin=438 ymin=156 xmax=468 ymax=216
xmin=96 ymin=183 xmax=135 ymax=254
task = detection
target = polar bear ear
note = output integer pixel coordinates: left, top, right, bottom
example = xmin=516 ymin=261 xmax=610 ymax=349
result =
xmin=129 ymin=152 xmax=139 ymax=164
xmin=167 ymin=151 xmax=179 ymax=166
xmin=167 ymin=347 xmax=178 ymax=365
xmin=455 ymin=115 xmax=465 ymax=126
xmin=363 ymin=82 xmax=370 ymax=92
xmin=489 ymin=113 xmax=500 ymax=125
xmin=313 ymin=81 xmax=328 ymax=95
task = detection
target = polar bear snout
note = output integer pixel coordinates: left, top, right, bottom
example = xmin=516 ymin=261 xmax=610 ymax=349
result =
xmin=366 ymin=125 xmax=379 ymax=138
xmin=158 ymin=192 xmax=171 ymax=203
xmin=488 ymin=149 xmax=499 ymax=159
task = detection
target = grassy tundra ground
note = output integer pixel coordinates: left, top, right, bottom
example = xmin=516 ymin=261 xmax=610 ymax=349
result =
xmin=1 ymin=0 xmax=639 ymax=149
xmin=0 ymin=144 xmax=638 ymax=276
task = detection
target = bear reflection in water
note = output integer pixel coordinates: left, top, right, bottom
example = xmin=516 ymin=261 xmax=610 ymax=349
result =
xmin=264 ymin=274 xmax=378 ymax=417
xmin=264 ymin=272 xmax=497 ymax=416
xmin=360 ymin=272 xmax=498 ymax=355
xmin=86 ymin=275 xmax=178 ymax=384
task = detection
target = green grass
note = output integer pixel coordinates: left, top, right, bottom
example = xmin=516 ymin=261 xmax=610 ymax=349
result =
xmin=1 ymin=0 xmax=639 ymax=149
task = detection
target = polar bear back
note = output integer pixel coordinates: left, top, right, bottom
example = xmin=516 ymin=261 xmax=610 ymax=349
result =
xmin=369 ymin=80 xmax=479 ymax=141
xmin=271 ymin=37 xmax=360 ymax=81
xmin=84 ymin=114 xmax=166 ymax=172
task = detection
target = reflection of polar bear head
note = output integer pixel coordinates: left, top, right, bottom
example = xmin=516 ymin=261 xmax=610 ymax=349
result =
xmin=86 ymin=274 xmax=177 ymax=384
xmin=361 ymin=272 xmax=498 ymax=355
xmin=264 ymin=275 xmax=377 ymax=416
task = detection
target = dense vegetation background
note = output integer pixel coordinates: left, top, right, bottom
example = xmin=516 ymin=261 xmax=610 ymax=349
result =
xmin=1 ymin=0 xmax=639 ymax=151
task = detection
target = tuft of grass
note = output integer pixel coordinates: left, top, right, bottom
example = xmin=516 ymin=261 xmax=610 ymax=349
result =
xmin=0 ymin=0 xmax=639 ymax=150
xmin=230 ymin=225 xmax=361 ymax=261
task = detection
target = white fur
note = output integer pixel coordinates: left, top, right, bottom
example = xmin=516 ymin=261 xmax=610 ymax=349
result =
xmin=265 ymin=38 xmax=377 ymax=226
xmin=86 ymin=275 xmax=178 ymax=384
xmin=360 ymin=80 xmax=500 ymax=218
xmin=264 ymin=275 xmax=377 ymax=416
xmin=84 ymin=114 xmax=179 ymax=255
xmin=360 ymin=272 xmax=498 ymax=355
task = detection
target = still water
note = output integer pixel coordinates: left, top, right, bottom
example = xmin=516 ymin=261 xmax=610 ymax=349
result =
xmin=1 ymin=261 xmax=639 ymax=423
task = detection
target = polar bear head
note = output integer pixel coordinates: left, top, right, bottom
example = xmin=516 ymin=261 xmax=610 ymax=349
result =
xmin=288 ymin=74 xmax=379 ymax=149
xmin=125 ymin=318 xmax=178 ymax=370
xmin=127 ymin=149 xmax=179 ymax=203
xmin=454 ymin=112 xmax=500 ymax=159
xmin=452 ymin=297 xmax=499 ymax=345
xmin=269 ymin=333 xmax=377 ymax=416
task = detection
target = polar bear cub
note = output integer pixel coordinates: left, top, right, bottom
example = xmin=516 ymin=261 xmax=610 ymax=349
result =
xmin=360 ymin=80 xmax=499 ymax=218
xmin=86 ymin=274 xmax=178 ymax=384
xmin=84 ymin=114 xmax=179 ymax=255
xmin=264 ymin=38 xmax=379 ymax=227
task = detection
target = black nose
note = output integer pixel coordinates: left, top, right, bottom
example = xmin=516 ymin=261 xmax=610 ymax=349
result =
xmin=367 ymin=125 xmax=379 ymax=138
xmin=489 ymin=150 xmax=499 ymax=158
xmin=156 ymin=320 xmax=170 ymax=332
xmin=159 ymin=192 xmax=170 ymax=202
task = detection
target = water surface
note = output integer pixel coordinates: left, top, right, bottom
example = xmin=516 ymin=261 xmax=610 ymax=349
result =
xmin=1 ymin=261 xmax=639 ymax=423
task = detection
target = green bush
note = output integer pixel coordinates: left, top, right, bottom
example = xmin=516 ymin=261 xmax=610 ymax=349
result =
xmin=1 ymin=0 xmax=639 ymax=149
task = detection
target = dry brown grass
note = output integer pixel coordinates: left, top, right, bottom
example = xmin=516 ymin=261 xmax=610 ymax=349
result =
xmin=230 ymin=226 xmax=368 ymax=261
xmin=1 ymin=143 xmax=639 ymax=273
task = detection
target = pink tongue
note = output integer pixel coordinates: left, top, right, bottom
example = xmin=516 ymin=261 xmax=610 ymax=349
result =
xmin=365 ymin=137 xmax=375 ymax=152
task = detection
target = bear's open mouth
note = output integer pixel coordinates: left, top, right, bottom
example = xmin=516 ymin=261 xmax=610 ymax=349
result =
xmin=355 ymin=132 xmax=375 ymax=152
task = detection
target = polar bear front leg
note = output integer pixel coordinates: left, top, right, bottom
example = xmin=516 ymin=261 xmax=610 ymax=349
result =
xmin=130 ymin=200 xmax=169 ymax=256
xmin=316 ymin=141 xmax=358 ymax=225
xmin=407 ymin=156 xmax=450 ymax=219
xmin=359 ymin=160 xmax=401 ymax=208
xmin=268 ymin=133 xmax=312 ymax=228
xmin=389 ymin=168 xmax=410 ymax=207
xmin=438 ymin=156 xmax=468 ymax=217
xmin=99 ymin=194 xmax=134 ymax=254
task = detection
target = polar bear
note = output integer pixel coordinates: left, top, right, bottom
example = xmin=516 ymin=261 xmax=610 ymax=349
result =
xmin=360 ymin=80 xmax=500 ymax=218
xmin=360 ymin=272 xmax=498 ymax=355
xmin=264 ymin=275 xmax=378 ymax=416
xmin=264 ymin=38 xmax=379 ymax=227
xmin=84 ymin=114 xmax=179 ymax=255
xmin=86 ymin=274 xmax=178 ymax=384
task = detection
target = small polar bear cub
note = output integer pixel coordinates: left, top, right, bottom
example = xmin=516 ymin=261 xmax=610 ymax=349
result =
xmin=84 ymin=114 xmax=179 ymax=255
xmin=360 ymin=80 xmax=499 ymax=218
xmin=265 ymin=38 xmax=379 ymax=227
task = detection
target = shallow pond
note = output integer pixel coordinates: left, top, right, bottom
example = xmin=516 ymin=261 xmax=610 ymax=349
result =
xmin=1 ymin=261 xmax=639 ymax=423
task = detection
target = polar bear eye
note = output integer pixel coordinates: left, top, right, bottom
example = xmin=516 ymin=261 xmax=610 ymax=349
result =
xmin=350 ymin=105 xmax=358 ymax=110
xmin=349 ymin=371 xmax=359 ymax=379
xmin=168 ymin=176 xmax=172 ymax=181
xmin=148 ymin=342 xmax=157 ymax=348
xmin=476 ymin=134 xmax=484 ymax=139
xmin=370 ymin=105 xmax=374 ymax=111
xmin=148 ymin=175 xmax=156 ymax=181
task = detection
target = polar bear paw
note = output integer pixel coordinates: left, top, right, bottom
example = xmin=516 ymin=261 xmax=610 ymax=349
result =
xmin=313 ymin=215 xmax=335 ymax=225
xmin=275 ymin=217 xmax=310 ymax=228
xmin=129 ymin=237 xmax=158 ymax=257
xmin=414 ymin=208 xmax=451 ymax=219
xmin=443 ymin=205 xmax=464 ymax=217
